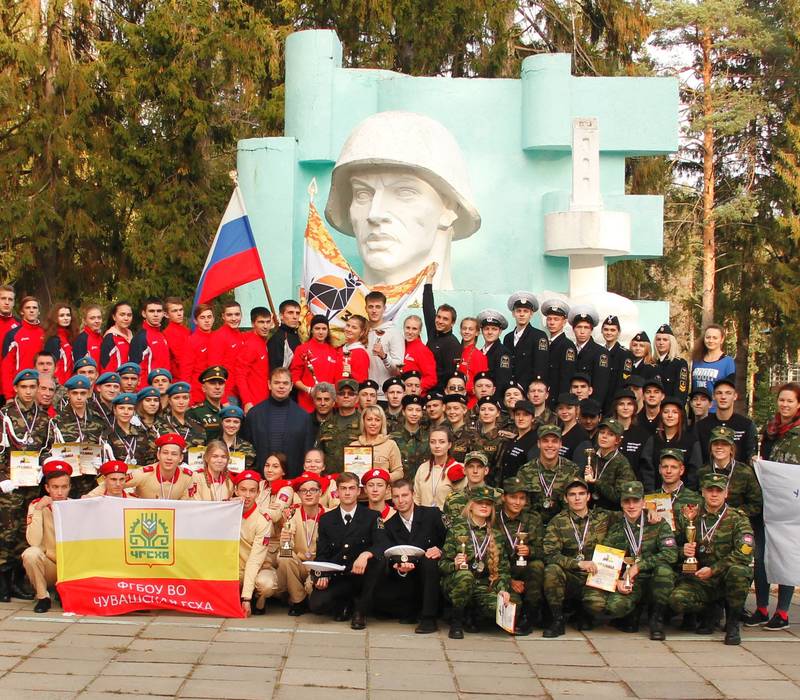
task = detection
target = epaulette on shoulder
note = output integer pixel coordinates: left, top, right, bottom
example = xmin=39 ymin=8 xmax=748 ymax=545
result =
xmin=182 ymin=467 xmax=194 ymax=476
xmin=143 ymin=465 xmax=155 ymax=473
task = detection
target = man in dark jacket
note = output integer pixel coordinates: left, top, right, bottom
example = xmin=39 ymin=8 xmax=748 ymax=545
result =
xmin=422 ymin=283 xmax=462 ymax=390
xmin=242 ymin=367 xmax=313 ymax=477
xmin=267 ymin=300 xmax=302 ymax=372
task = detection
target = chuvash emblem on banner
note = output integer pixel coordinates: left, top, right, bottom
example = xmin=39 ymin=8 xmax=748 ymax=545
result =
xmin=125 ymin=510 xmax=175 ymax=565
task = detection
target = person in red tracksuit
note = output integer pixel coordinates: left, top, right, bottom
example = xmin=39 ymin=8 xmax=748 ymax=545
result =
xmin=72 ymin=304 xmax=104 ymax=367
xmin=402 ymin=315 xmax=437 ymax=395
xmin=1 ymin=295 xmax=45 ymax=400
xmin=100 ymin=301 xmax=134 ymax=372
xmin=208 ymin=301 xmax=246 ymax=402
xmin=187 ymin=303 xmax=215 ymax=404
xmin=0 ymin=285 xmax=20 ymax=400
xmin=129 ymin=297 xmax=170 ymax=386
xmin=290 ymin=315 xmax=339 ymax=413
xmin=236 ymin=306 xmax=273 ymax=413
xmin=163 ymin=297 xmax=191 ymax=382
xmin=458 ymin=316 xmax=489 ymax=408
xmin=43 ymin=303 xmax=78 ymax=386
xmin=335 ymin=314 xmax=370 ymax=384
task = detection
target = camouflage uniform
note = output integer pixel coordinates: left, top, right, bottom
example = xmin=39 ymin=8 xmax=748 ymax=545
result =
xmin=583 ymin=512 xmax=678 ymax=618
xmin=0 ymin=401 xmax=55 ymax=565
xmin=770 ymin=425 xmax=800 ymax=463
xmin=534 ymin=408 xmax=558 ymax=429
xmin=649 ymin=483 xmax=701 ymax=535
xmin=100 ymin=424 xmax=155 ymax=466
xmin=49 ymin=408 xmax=107 ymax=497
xmin=390 ymin=425 xmax=429 ymax=480
xmin=154 ymin=413 xmax=207 ymax=450
xmin=472 ymin=427 xmax=506 ymax=475
xmin=542 ymin=508 xmax=610 ymax=607
xmin=449 ymin=424 xmax=477 ymax=464
xmin=186 ymin=400 xmax=223 ymax=442
xmin=439 ymin=516 xmax=511 ymax=618
xmin=497 ymin=507 xmax=545 ymax=609
xmin=517 ymin=457 xmax=579 ymax=524
xmin=316 ymin=410 xmax=361 ymax=474
xmin=226 ymin=437 xmax=258 ymax=471
xmin=588 ymin=450 xmax=636 ymax=511
xmin=669 ymin=504 xmax=754 ymax=615
xmin=443 ymin=484 xmax=503 ymax=528
xmin=697 ymin=461 xmax=762 ymax=518
xmin=385 ymin=410 xmax=403 ymax=434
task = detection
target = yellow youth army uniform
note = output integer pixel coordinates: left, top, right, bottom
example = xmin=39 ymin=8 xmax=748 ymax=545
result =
xmin=276 ymin=505 xmax=326 ymax=608
xmin=88 ymin=465 xmax=196 ymax=499
xmin=21 ymin=499 xmax=57 ymax=599
xmin=191 ymin=469 xmax=235 ymax=501
xmin=257 ymin=479 xmax=295 ymax=524
xmin=239 ymin=501 xmax=277 ymax=608
xmin=413 ymin=460 xmax=466 ymax=510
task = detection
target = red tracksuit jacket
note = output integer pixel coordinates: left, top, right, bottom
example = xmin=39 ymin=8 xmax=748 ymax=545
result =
xmin=236 ymin=331 xmax=270 ymax=409
xmin=2 ymin=320 xmax=45 ymax=398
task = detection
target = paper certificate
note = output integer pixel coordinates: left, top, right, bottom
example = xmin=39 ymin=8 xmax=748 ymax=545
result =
xmin=343 ymin=446 xmax=373 ymax=479
xmin=10 ymin=451 xmax=40 ymax=487
xmin=186 ymin=446 xmax=205 ymax=472
xmin=50 ymin=442 xmax=81 ymax=471
xmin=79 ymin=444 xmax=102 ymax=476
xmin=496 ymin=594 xmax=516 ymax=634
xmin=645 ymin=493 xmax=675 ymax=530
xmin=228 ymin=451 xmax=246 ymax=474
xmin=585 ymin=544 xmax=626 ymax=592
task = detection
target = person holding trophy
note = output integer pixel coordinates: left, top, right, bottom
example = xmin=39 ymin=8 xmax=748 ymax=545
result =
xmin=583 ymin=481 xmax=678 ymax=640
xmin=583 ymin=418 xmax=636 ymax=511
xmin=669 ymin=472 xmax=754 ymax=645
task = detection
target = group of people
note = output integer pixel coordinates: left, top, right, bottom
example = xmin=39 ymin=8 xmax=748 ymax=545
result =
xmin=0 ymin=281 xmax=798 ymax=642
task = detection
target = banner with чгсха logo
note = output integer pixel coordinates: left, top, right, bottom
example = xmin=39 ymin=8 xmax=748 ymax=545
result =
xmin=53 ymin=498 xmax=244 ymax=617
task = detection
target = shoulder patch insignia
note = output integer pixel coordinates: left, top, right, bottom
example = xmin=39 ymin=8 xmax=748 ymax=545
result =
xmin=623 ymin=359 xmax=633 ymax=372
xmin=278 ymin=492 xmax=290 ymax=503
xmin=377 ymin=518 xmax=385 ymax=529
xmin=262 ymin=536 xmax=270 ymax=546
xmin=499 ymin=356 xmax=510 ymax=369
xmin=663 ymin=537 xmax=676 ymax=547
xmin=599 ymin=354 xmax=609 ymax=368
xmin=566 ymin=349 xmax=576 ymax=362
xmin=538 ymin=338 xmax=548 ymax=351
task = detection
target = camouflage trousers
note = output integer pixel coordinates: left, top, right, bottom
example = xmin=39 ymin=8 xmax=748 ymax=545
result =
xmin=669 ymin=564 xmax=753 ymax=613
xmin=442 ymin=570 xmax=498 ymax=619
xmin=583 ymin=565 xmax=676 ymax=619
xmin=543 ymin=563 xmax=589 ymax=608
xmin=509 ymin=560 xmax=544 ymax=607
xmin=0 ymin=486 xmax=39 ymax=566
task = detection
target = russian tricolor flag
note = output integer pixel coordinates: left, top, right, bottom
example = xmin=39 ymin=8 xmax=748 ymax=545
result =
xmin=193 ymin=186 xmax=265 ymax=310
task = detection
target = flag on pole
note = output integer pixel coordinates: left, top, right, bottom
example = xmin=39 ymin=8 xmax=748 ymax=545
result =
xmin=54 ymin=497 xmax=244 ymax=617
xmin=193 ymin=186 xmax=265 ymax=311
xmin=754 ymin=459 xmax=800 ymax=586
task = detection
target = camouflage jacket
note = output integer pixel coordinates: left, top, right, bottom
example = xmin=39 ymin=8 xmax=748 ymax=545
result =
xmin=588 ymin=450 xmax=636 ymax=511
xmin=543 ymin=508 xmax=610 ymax=572
xmin=496 ymin=507 xmax=544 ymax=564
xmin=316 ymin=410 xmax=361 ymax=473
xmin=439 ymin=516 xmax=511 ymax=590
xmin=385 ymin=410 xmax=403 ymax=435
xmin=443 ymin=483 xmax=503 ymax=527
xmin=534 ymin=408 xmax=558 ymax=428
xmin=603 ymin=512 xmax=678 ymax=574
xmin=770 ymin=425 xmax=800 ymax=464
xmin=472 ymin=427 xmax=507 ymax=473
xmin=154 ymin=412 xmax=207 ymax=450
xmin=697 ymin=461 xmax=762 ymax=518
xmin=225 ymin=437 xmax=258 ymax=471
xmin=649 ymin=483 xmax=700 ymax=531
xmin=389 ymin=424 xmax=429 ymax=480
xmin=517 ymin=457 xmax=580 ymax=524
xmin=675 ymin=504 xmax=754 ymax=576
xmin=101 ymin=424 xmax=155 ymax=466
xmin=186 ymin=400 xmax=223 ymax=441
xmin=0 ymin=400 xmax=55 ymax=478
xmin=448 ymin=423 xmax=478 ymax=464
xmin=50 ymin=408 xmax=106 ymax=445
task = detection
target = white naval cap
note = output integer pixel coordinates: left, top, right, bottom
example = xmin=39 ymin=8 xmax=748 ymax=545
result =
xmin=477 ymin=309 xmax=509 ymax=330
xmin=540 ymin=298 xmax=570 ymax=318
xmin=506 ymin=291 xmax=539 ymax=312
xmin=568 ymin=304 xmax=600 ymax=327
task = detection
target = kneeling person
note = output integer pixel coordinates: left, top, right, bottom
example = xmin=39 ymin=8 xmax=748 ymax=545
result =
xmin=236 ymin=470 xmax=275 ymax=617
xmin=443 ymin=451 xmax=501 ymax=526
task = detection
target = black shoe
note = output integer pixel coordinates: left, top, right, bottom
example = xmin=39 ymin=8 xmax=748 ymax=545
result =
xmin=415 ymin=617 xmax=437 ymax=634
xmin=252 ymin=602 xmax=266 ymax=615
xmin=33 ymin=597 xmax=51 ymax=614
xmin=334 ymin=605 xmax=352 ymax=622
xmin=764 ymin=613 xmax=789 ymax=631
xmin=724 ymin=605 xmax=742 ymax=645
xmin=649 ymin=603 xmax=666 ymax=641
xmin=448 ymin=608 xmax=464 ymax=639
xmin=288 ymin=601 xmax=308 ymax=617
xmin=399 ymin=615 xmax=418 ymax=625
xmin=696 ymin=606 xmax=719 ymax=635
xmin=350 ymin=612 xmax=366 ymax=630
xmin=514 ymin=604 xmax=534 ymax=636
xmin=679 ymin=612 xmax=697 ymax=631
xmin=463 ymin=609 xmax=480 ymax=633
xmin=0 ymin=566 xmax=10 ymax=603
xmin=743 ymin=609 xmax=770 ymax=627
xmin=576 ymin=611 xmax=594 ymax=631
xmin=543 ymin=606 xmax=564 ymax=638
xmin=11 ymin=569 xmax=34 ymax=601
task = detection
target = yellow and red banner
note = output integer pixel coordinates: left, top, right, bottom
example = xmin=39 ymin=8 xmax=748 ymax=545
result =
xmin=53 ymin=498 xmax=243 ymax=617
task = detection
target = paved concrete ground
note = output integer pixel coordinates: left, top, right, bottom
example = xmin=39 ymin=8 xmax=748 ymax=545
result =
xmin=0 ymin=595 xmax=798 ymax=700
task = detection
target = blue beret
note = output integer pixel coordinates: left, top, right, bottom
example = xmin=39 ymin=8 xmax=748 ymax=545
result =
xmin=112 ymin=392 xmax=138 ymax=406
xmin=73 ymin=356 xmax=97 ymax=370
xmin=166 ymin=381 xmax=191 ymax=396
xmin=136 ymin=386 xmax=160 ymax=401
xmin=117 ymin=362 xmax=141 ymax=376
xmin=64 ymin=375 xmax=91 ymax=391
xmin=218 ymin=404 xmax=245 ymax=420
xmin=96 ymin=372 xmax=121 ymax=386
xmin=148 ymin=368 xmax=173 ymax=383
xmin=13 ymin=369 xmax=39 ymax=385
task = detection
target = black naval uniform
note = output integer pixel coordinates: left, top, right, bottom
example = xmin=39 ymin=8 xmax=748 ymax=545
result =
xmin=655 ymin=356 xmax=690 ymax=406
xmin=503 ymin=325 xmax=549 ymax=393
xmin=546 ymin=333 xmax=576 ymax=409
xmin=575 ymin=338 xmax=611 ymax=408
xmin=482 ymin=342 xmax=514 ymax=389
xmin=604 ymin=343 xmax=633 ymax=413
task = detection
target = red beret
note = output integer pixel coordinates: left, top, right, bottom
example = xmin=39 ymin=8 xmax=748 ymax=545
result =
xmin=99 ymin=460 xmax=128 ymax=476
xmin=155 ymin=433 xmax=187 ymax=450
xmin=43 ymin=460 xmax=73 ymax=477
xmin=293 ymin=472 xmax=322 ymax=489
xmin=446 ymin=463 xmax=466 ymax=483
xmin=235 ymin=470 xmax=262 ymax=485
xmin=361 ymin=468 xmax=391 ymax=486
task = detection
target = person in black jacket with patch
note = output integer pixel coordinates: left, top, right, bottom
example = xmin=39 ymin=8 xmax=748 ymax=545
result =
xmin=477 ymin=309 xmax=513 ymax=389
xmin=569 ymin=305 xmax=611 ymax=409
xmin=541 ymin=299 xmax=576 ymax=409
xmin=503 ymin=292 xmax=548 ymax=392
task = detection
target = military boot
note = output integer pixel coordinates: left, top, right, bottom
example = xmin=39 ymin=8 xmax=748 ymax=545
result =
xmin=0 ymin=564 xmax=11 ymax=603
xmin=514 ymin=603 xmax=534 ymax=637
xmin=449 ymin=607 xmax=465 ymax=639
xmin=543 ymin=605 xmax=565 ymax=638
xmin=649 ymin=603 xmax=666 ymax=641
xmin=724 ymin=604 xmax=742 ymax=646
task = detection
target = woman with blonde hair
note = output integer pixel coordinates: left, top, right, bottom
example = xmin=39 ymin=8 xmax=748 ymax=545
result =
xmin=192 ymin=440 xmax=235 ymax=501
xmin=439 ymin=487 xmax=511 ymax=638
xmin=348 ymin=405 xmax=403 ymax=481
xmin=629 ymin=331 xmax=657 ymax=380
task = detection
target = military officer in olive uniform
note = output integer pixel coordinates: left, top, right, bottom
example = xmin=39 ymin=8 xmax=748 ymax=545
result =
xmin=390 ymin=395 xmax=429 ymax=481
xmin=503 ymin=292 xmax=548 ymax=393
xmin=444 ymin=393 xmax=477 ymax=463
xmin=569 ymin=304 xmax=611 ymax=408
xmin=187 ymin=365 xmax=228 ymax=441
xmin=477 ymin=310 xmax=513 ymax=388
xmin=442 ymin=452 xmax=502 ymax=526
xmin=541 ymin=299 xmax=576 ymax=409
xmin=316 ymin=379 xmax=362 ymax=474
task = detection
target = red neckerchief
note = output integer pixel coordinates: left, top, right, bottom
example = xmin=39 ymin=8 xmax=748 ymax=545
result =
xmin=242 ymin=502 xmax=257 ymax=519
xmin=380 ymin=503 xmax=392 ymax=520
xmin=204 ymin=469 xmax=229 ymax=486
xmin=270 ymin=478 xmax=291 ymax=495
xmin=301 ymin=505 xmax=324 ymax=522
xmin=765 ymin=411 xmax=800 ymax=440
xmin=156 ymin=466 xmax=181 ymax=484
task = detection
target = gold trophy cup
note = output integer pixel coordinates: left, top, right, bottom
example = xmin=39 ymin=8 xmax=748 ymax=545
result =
xmin=682 ymin=518 xmax=698 ymax=574
xmin=622 ymin=556 xmax=635 ymax=592
xmin=456 ymin=535 xmax=470 ymax=571
xmin=279 ymin=519 xmax=294 ymax=558
xmin=585 ymin=448 xmax=596 ymax=479
xmin=515 ymin=531 xmax=529 ymax=567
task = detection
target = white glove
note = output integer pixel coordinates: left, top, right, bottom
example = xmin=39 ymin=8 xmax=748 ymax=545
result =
xmin=0 ymin=480 xmax=17 ymax=494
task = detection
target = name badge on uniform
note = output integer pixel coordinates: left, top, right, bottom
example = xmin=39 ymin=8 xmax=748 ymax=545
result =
xmin=186 ymin=446 xmax=205 ymax=472
xmin=228 ymin=451 xmax=246 ymax=474
xmin=10 ymin=451 xmax=40 ymax=487
xmin=51 ymin=442 xmax=81 ymax=471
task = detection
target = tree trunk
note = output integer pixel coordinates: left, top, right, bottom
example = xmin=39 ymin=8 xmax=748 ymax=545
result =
xmin=701 ymin=31 xmax=716 ymax=328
